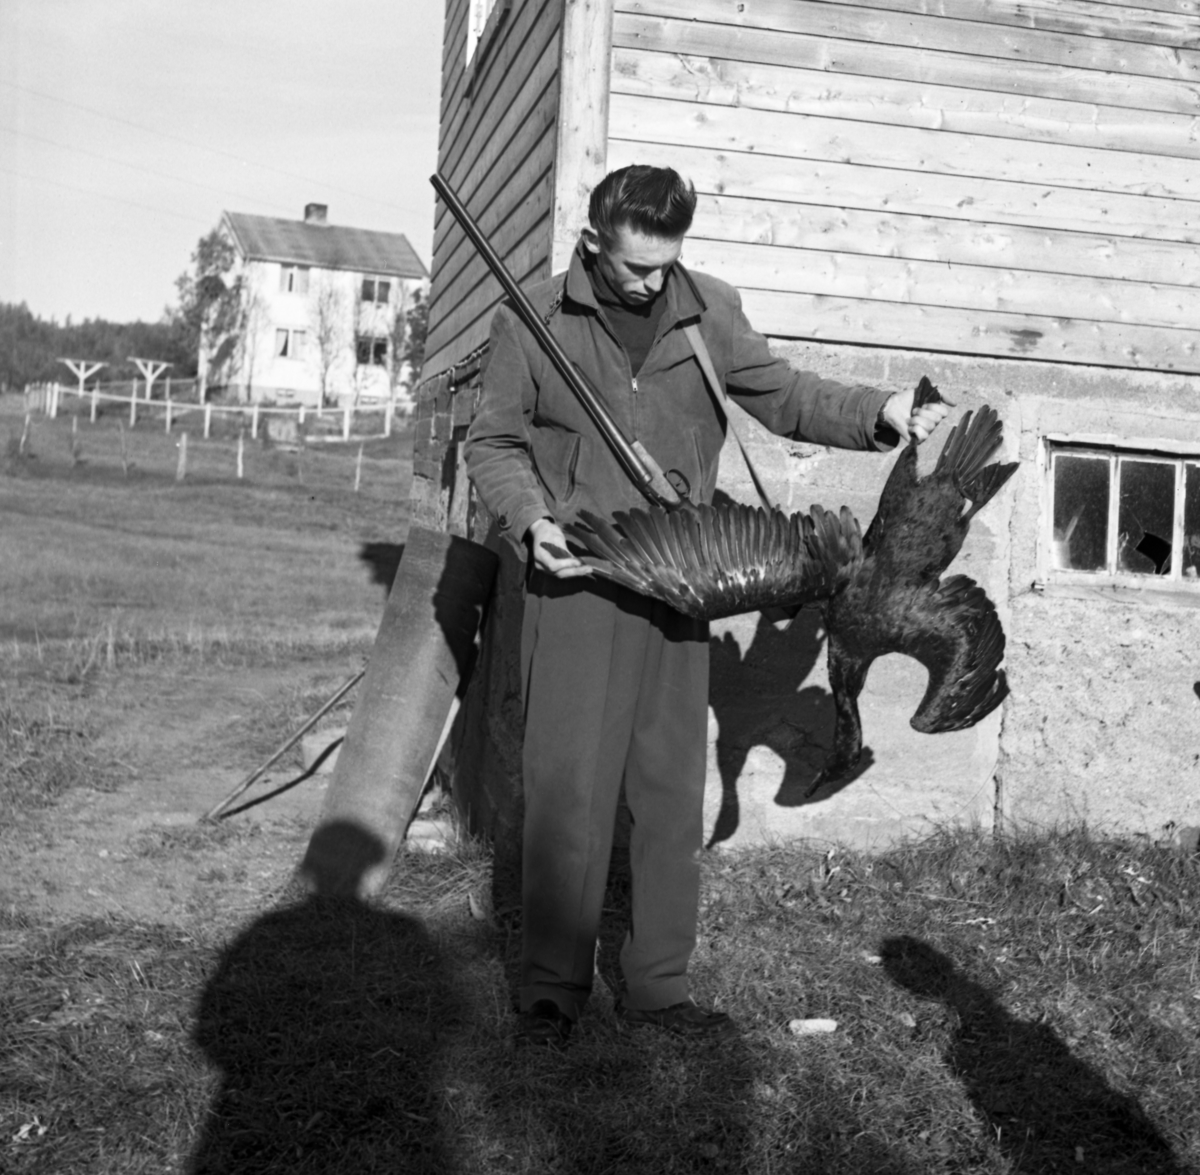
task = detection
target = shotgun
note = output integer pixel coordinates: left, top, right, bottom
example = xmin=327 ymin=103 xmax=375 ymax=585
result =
xmin=430 ymin=173 xmax=686 ymax=511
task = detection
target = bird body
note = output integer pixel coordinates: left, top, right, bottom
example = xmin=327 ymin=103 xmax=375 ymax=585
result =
xmin=565 ymin=377 xmax=1018 ymax=792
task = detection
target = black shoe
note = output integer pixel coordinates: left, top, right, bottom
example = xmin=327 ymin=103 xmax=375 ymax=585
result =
xmin=617 ymin=999 xmax=738 ymax=1040
xmin=514 ymin=999 xmax=573 ymax=1049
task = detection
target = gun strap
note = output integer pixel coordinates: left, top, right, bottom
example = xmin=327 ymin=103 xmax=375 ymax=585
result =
xmin=682 ymin=323 xmax=777 ymax=512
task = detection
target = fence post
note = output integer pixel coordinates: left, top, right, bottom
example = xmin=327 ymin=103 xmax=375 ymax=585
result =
xmin=129 ymin=381 xmax=138 ymax=428
xmin=251 ymin=404 xmax=260 ymax=440
xmin=298 ymin=404 xmax=306 ymax=426
xmin=354 ymin=442 xmax=364 ymax=492
xmin=49 ymin=382 xmax=60 ymax=419
xmin=237 ymin=430 xmax=245 ymax=479
xmin=165 ymin=394 xmax=173 ymax=433
xmin=203 ymin=404 xmax=212 ymax=439
xmin=90 ymin=383 xmax=99 ymax=423
xmin=343 ymin=405 xmax=351 ymax=441
xmin=176 ymin=432 xmax=188 ymax=481
xmin=384 ymin=402 xmax=393 ymax=437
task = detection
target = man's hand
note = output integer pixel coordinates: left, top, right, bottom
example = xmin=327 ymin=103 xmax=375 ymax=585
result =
xmin=527 ymin=518 xmax=593 ymax=578
xmin=880 ymin=389 xmax=950 ymax=445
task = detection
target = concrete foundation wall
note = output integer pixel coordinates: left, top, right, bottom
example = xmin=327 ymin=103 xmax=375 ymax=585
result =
xmin=415 ymin=341 xmax=1200 ymax=852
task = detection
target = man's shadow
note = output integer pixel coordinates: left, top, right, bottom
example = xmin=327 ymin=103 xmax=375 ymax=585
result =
xmin=882 ymin=936 xmax=1187 ymax=1173
xmin=189 ymin=822 xmax=465 ymax=1174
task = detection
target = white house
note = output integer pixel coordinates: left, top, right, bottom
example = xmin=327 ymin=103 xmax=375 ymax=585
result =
xmin=205 ymin=202 xmax=429 ymax=409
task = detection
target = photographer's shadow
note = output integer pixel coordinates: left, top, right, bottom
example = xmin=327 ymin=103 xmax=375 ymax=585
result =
xmin=189 ymin=822 xmax=465 ymax=1174
xmin=882 ymin=936 xmax=1187 ymax=1173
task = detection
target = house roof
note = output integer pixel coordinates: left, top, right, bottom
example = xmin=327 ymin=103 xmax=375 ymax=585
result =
xmin=222 ymin=211 xmax=428 ymax=279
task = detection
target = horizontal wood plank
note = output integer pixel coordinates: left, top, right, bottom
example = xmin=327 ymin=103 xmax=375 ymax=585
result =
xmin=683 ymin=237 xmax=1200 ymax=329
xmin=605 ymin=138 xmax=1200 ymax=243
xmin=609 ymin=91 xmax=1200 ymax=201
xmin=825 ymin=0 xmax=1200 ymax=52
xmin=618 ymin=0 xmax=1200 ymax=84
xmin=690 ymin=194 xmax=1200 ymax=286
xmin=611 ymin=45 xmax=1200 ymax=160
xmin=614 ymin=13 xmax=1200 ymax=115
xmin=737 ymin=288 xmax=1200 ymax=373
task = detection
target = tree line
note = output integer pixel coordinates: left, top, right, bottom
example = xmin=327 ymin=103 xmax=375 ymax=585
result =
xmin=0 ymin=302 xmax=195 ymax=394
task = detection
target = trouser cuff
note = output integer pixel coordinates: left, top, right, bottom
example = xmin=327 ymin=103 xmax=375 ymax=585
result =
xmin=519 ymin=984 xmax=586 ymax=1021
xmin=620 ymin=977 xmax=690 ymax=1013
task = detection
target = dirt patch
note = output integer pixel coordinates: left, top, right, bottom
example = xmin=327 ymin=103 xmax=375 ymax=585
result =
xmin=0 ymin=660 xmax=361 ymax=928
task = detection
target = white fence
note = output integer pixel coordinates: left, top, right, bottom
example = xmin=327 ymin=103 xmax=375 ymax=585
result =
xmin=23 ymin=381 xmax=408 ymax=444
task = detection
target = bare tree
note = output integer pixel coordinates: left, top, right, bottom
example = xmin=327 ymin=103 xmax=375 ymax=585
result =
xmin=308 ymin=274 xmax=347 ymax=407
xmin=232 ymin=273 xmax=270 ymax=402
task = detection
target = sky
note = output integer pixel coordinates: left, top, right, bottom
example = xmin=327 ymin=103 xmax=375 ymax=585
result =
xmin=0 ymin=0 xmax=444 ymax=324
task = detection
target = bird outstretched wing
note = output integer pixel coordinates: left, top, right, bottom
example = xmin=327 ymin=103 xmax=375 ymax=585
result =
xmin=888 ymin=574 xmax=1009 ymax=733
xmin=565 ymin=501 xmax=862 ymax=620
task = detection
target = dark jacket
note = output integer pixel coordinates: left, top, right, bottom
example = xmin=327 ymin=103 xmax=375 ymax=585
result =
xmin=464 ymin=241 xmax=895 ymax=555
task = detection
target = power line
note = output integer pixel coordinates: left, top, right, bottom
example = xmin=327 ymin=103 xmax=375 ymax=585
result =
xmin=1 ymin=79 xmax=435 ymax=223
xmin=0 ymin=124 xmax=299 ymax=217
xmin=0 ymin=164 xmax=215 ymax=227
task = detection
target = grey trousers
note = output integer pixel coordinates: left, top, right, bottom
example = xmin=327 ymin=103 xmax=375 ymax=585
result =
xmin=519 ymin=571 xmax=710 ymax=1019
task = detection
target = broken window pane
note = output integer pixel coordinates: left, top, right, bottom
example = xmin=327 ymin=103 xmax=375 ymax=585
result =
xmin=1052 ymin=453 xmax=1109 ymax=571
xmin=1117 ymin=459 xmax=1175 ymax=575
xmin=1183 ymin=465 xmax=1200 ymax=580
xmin=372 ymin=337 xmax=387 ymax=365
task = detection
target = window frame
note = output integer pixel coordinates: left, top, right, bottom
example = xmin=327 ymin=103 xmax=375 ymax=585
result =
xmin=280 ymin=265 xmax=310 ymax=295
xmin=355 ymin=334 xmax=388 ymax=368
xmin=1041 ymin=435 xmax=1200 ymax=595
xmin=275 ymin=328 xmax=307 ymax=361
xmin=360 ymin=277 xmax=392 ymax=306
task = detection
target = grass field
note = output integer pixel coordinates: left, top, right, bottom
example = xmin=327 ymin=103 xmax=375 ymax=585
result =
xmin=2 ymin=402 xmax=1199 ymax=1175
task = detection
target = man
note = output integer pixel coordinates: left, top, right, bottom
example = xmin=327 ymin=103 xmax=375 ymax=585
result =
xmin=464 ymin=165 xmax=946 ymax=1048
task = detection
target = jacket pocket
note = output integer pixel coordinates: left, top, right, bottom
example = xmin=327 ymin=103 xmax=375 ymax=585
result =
xmin=533 ymin=429 xmax=583 ymax=508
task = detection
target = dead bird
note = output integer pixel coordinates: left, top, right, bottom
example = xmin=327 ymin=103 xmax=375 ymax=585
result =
xmin=566 ymin=377 xmax=1018 ymax=793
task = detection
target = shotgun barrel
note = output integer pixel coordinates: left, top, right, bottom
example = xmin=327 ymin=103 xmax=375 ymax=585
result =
xmin=430 ymin=172 xmax=684 ymax=510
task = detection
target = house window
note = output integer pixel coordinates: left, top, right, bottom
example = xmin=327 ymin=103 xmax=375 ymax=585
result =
xmin=1048 ymin=444 xmax=1200 ymax=583
xmin=280 ymin=265 xmax=310 ymax=294
xmin=356 ymin=335 xmax=388 ymax=366
xmin=360 ymin=277 xmax=391 ymax=305
xmin=275 ymin=328 xmax=307 ymax=359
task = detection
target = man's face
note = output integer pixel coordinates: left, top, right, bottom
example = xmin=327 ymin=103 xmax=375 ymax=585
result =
xmin=585 ymin=223 xmax=683 ymax=306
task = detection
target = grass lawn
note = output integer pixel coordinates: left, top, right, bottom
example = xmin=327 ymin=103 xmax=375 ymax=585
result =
xmin=2 ymin=402 xmax=1198 ymax=1174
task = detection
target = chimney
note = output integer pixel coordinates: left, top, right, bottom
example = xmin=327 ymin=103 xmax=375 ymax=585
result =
xmin=304 ymin=203 xmax=328 ymax=225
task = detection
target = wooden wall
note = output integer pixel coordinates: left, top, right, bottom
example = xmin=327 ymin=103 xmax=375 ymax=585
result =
xmin=423 ymin=0 xmax=565 ymax=378
xmin=607 ymin=0 xmax=1200 ymax=373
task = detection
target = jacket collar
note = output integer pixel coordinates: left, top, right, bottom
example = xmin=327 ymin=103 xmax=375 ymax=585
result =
xmin=563 ymin=237 xmax=707 ymax=329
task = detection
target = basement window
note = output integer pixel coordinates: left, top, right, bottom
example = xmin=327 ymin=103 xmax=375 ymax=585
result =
xmin=361 ymin=277 xmax=391 ymax=305
xmin=356 ymin=335 xmax=388 ymax=366
xmin=280 ymin=265 xmax=309 ymax=294
xmin=1048 ymin=443 xmax=1200 ymax=586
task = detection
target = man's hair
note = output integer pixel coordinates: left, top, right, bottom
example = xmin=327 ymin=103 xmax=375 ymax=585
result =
xmin=588 ymin=165 xmax=697 ymax=248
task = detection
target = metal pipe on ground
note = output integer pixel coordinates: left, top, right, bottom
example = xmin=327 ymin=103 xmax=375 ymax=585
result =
xmin=298 ymin=525 xmax=498 ymax=898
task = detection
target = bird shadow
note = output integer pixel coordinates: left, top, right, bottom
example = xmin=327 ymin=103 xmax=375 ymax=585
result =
xmin=708 ymin=604 xmax=865 ymax=845
xmin=881 ymin=936 xmax=1188 ymax=1174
